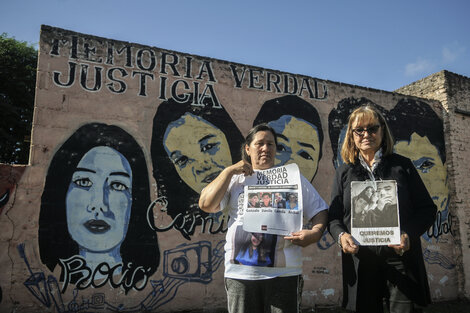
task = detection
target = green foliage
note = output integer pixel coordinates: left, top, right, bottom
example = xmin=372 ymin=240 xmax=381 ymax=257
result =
xmin=0 ymin=33 xmax=37 ymax=164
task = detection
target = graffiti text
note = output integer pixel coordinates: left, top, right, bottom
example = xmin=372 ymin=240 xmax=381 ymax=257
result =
xmin=59 ymin=256 xmax=150 ymax=293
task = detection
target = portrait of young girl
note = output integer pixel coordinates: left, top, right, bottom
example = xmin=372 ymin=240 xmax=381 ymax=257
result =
xmin=39 ymin=123 xmax=160 ymax=289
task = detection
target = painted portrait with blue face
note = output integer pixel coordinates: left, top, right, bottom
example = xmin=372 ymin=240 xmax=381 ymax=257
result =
xmin=39 ymin=123 xmax=159 ymax=283
xmin=66 ymin=146 xmax=132 ymax=265
xmin=254 ymin=95 xmax=324 ymax=182
xmin=151 ymin=96 xmax=244 ymax=238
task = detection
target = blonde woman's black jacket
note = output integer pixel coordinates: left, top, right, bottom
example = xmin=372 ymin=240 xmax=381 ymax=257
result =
xmin=328 ymin=153 xmax=436 ymax=311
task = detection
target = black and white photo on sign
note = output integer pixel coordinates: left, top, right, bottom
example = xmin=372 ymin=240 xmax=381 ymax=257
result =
xmin=351 ymin=180 xmax=399 ymax=228
xmin=350 ymin=180 xmax=401 ymax=245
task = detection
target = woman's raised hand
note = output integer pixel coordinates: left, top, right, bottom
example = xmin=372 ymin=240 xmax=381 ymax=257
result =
xmin=230 ymin=160 xmax=254 ymax=177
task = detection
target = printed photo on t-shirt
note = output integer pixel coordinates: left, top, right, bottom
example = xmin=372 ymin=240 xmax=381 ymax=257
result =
xmin=231 ymin=225 xmax=277 ymax=267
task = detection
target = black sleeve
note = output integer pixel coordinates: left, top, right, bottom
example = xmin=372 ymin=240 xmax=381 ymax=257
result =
xmin=403 ymin=158 xmax=437 ymax=238
xmin=328 ymin=167 xmax=348 ymax=242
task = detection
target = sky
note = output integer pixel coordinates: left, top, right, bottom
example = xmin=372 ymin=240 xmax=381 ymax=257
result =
xmin=1 ymin=0 xmax=469 ymax=91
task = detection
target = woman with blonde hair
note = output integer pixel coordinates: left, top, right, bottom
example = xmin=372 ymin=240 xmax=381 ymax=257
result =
xmin=328 ymin=105 xmax=436 ymax=313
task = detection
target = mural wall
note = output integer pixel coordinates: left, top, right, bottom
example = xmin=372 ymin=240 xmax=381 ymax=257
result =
xmin=0 ymin=25 xmax=459 ymax=312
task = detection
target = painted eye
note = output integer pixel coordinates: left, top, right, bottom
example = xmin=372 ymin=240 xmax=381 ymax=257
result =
xmin=299 ymin=151 xmax=313 ymax=161
xmin=73 ymin=178 xmax=92 ymax=188
xmin=277 ymin=144 xmax=287 ymax=152
xmin=414 ymin=157 xmax=435 ymax=173
xmin=110 ymin=181 xmax=129 ymax=191
xmin=420 ymin=160 xmax=434 ymax=169
xmin=201 ymin=142 xmax=219 ymax=152
xmin=175 ymin=156 xmax=189 ymax=168
xmin=417 ymin=160 xmax=434 ymax=173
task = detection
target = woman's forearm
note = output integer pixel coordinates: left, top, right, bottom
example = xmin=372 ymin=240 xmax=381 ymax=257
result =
xmin=199 ymin=160 xmax=251 ymax=213
xmin=198 ymin=169 xmax=232 ymax=212
xmin=310 ymin=210 xmax=328 ymax=235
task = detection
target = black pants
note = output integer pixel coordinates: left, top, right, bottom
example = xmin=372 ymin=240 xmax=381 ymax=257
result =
xmin=355 ymin=258 xmax=423 ymax=313
xmin=225 ymin=275 xmax=302 ymax=313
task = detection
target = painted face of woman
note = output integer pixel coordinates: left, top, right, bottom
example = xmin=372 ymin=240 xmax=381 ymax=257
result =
xmin=394 ymin=133 xmax=449 ymax=212
xmin=269 ymin=115 xmax=320 ymax=181
xmin=66 ymin=146 xmax=132 ymax=253
xmin=164 ymin=113 xmax=232 ymax=193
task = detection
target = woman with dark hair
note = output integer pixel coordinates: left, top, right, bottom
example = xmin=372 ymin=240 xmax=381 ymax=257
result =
xmin=390 ymin=98 xmax=449 ymax=238
xmin=328 ymin=106 xmax=436 ymax=312
xmin=233 ymin=226 xmax=275 ymax=267
xmin=260 ymin=192 xmax=272 ymax=207
xmin=39 ymin=123 xmax=159 ymax=289
xmin=286 ymin=193 xmax=299 ymax=210
xmin=328 ymin=97 xmax=389 ymax=169
xmin=151 ymin=97 xmax=244 ymax=237
xmin=253 ymin=95 xmax=324 ymax=182
xmin=199 ymin=123 xmax=328 ymax=313
xmin=247 ymin=193 xmax=260 ymax=208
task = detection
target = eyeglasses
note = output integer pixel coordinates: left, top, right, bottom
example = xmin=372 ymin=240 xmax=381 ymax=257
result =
xmin=352 ymin=125 xmax=381 ymax=136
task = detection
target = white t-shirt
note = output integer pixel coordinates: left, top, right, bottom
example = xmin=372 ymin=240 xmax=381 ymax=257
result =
xmin=220 ymin=172 xmax=328 ymax=280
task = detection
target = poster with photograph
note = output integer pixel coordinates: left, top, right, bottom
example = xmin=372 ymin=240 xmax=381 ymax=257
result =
xmin=350 ymin=180 xmax=401 ymax=245
xmin=230 ymin=225 xmax=278 ymax=267
xmin=242 ymin=163 xmax=302 ymax=236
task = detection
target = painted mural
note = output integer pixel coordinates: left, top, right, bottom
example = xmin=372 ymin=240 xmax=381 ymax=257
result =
xmin=0 ymin=165 xmax=25 ymax=214
xmin=254 ymin=95 xmax=324 ymax=183
xmin=150 ymin=96 xmax=243 ymax=239
xmin=38 ymin=123 xmax=159 ymax=293
xmin=0 ymin=165 xmax=26 ymax=307
xmin=0 ymin=25 xmax=460 ymax=312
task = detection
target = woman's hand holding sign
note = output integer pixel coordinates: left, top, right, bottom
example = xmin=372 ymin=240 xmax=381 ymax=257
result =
xmin=285 ymin=210 xmax=327 ymax=247
xmin=388 ymin=231 xmax=410 ymax=256
xmin=340 ymin=232 xmax=359 ymax=254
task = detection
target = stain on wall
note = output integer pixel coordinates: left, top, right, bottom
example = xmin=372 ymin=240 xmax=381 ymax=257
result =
xmin=0 ymin=165 xmax=25 ymax=214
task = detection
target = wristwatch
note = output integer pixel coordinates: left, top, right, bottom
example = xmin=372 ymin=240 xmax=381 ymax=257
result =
xmin=338 ymin=232 xmax=345 ymax=248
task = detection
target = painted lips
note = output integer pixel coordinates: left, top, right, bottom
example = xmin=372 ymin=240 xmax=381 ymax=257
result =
xmin=84 ymin=219 xmax=111 ymax=234
xmin=202 ymin=171 xmax=221 ymax=184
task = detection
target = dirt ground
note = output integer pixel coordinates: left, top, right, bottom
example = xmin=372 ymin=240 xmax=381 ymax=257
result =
xmin=175 ymin=299 xmax=470 ymax=312
xmin=311 ymin=299 xmax=470 ymax=313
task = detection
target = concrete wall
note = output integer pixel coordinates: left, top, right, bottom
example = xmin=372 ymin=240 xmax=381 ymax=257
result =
xmin=0 ymin=25 xmax=463 ymax=312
